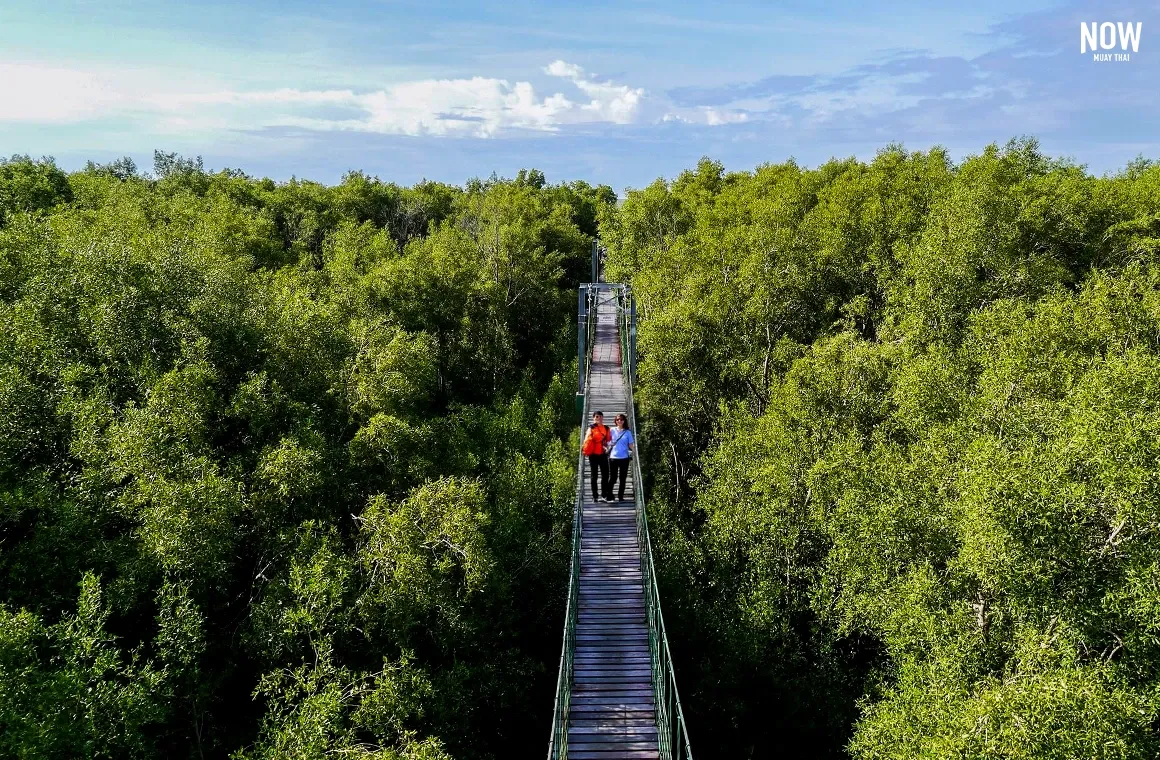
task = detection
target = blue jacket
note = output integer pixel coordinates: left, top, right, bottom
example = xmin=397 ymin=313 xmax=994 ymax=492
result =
xmin=609 ymin=428 xmax=634 ymax=459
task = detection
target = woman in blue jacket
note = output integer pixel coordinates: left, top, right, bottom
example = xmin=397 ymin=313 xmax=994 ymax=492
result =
xmin=607 ymin=413 xmax=635 ymax=503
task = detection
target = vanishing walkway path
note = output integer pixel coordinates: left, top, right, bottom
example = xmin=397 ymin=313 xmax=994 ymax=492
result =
xmin=569 ymin=289 xmax=656 ymax=758
xmin=547 ymin=282 xmax=692 ymax=760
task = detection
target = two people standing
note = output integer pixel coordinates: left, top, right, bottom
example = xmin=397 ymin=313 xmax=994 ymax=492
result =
xmin=582 ymin=410 xmax=635 ymax=503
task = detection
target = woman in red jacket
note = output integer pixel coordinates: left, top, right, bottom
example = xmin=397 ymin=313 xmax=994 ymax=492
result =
xmin=582 ymin=410 xmax=613 ymax=502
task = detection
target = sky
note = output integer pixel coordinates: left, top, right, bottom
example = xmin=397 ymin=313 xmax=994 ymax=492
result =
xmin=0 ymin=0 xmax=1156 ymax=191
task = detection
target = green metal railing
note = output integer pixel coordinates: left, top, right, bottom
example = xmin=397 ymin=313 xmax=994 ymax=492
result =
xmin=547 ymin=287 xmax=598 ymax=759
xmin=616 ymin=287 xmax=693 ymax=760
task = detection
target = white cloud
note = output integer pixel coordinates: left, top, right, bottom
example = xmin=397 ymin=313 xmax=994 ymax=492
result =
xmin=0 ymin=59 xmax=661 ymax=139
xmin=0 ymin=63 xmax=129 ymax=122
xmin=703 ymin=108 xmax=748 ymax=126
xmin=542 ymin=60 xmax=644 ymax=125
xmin=0 ymin=57 xmax=759 ymax=142
xmin=252 ymin=77 xmax=589 ymax=137
xmin=657 ymin=105 xmax=750 ymax=126
xmin=545 ymin=60 xmax=584 ymax=79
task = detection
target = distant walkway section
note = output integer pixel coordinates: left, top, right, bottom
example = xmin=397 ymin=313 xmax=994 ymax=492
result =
xmin=568 ymin=289 xmax=657 ymax=758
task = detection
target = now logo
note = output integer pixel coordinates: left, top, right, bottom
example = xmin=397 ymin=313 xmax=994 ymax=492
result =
xmin=1080 ymin=22 xmax=1143 ymax=53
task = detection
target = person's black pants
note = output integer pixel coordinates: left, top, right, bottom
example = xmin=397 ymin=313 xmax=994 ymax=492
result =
xmin=587 ymin=453 xmax=610 ymax=501
xmin=608 ymin=457 xmax=630 ymax=501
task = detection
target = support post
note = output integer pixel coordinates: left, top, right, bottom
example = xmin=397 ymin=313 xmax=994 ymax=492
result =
xmin=576 ymin=286 xmax=588 ymax=415
xmin=591 ymin=240 xmax=599 ymax=283
xmin=629 ymin=292 xmax=637 ymax=384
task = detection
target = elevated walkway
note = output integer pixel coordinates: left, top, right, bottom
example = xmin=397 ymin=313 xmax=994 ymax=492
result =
xmin=548 ymin=283 xmax=692 ymax=760
xmin=570 ymin=290 xmax=656 ymax=757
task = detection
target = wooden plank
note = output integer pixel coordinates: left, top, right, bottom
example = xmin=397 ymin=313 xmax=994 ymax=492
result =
xmin=576 ymin=664 xmax=646 ymax=674
xmin=569 ymin=730 xmax=659 ymax=739
xmin=575 ymin=673 xmax=653 ymax=681
xmin=568 ymin=735 xmax=660 ymax=746
xmin=576 ymin=632 xmax=648 ymax=640
xmin=578 ymin=582 xmax=643 ymax=589
xmin=575 ymin=641 xmax=649 ymax=649
xmin=570 ymin=722 xmax=657 ymax=731
xmin=574 ymin=665 xmax=652 ymax=675
xmin=577 ymin=659 xmax=658 ymax=668
xmin=570 ymin=691 xmax=654 ymax=699
xmin=567 ymin=742 xmax=660 ymax=752
xmin=575 ymin=631 xmax=649 ymax=640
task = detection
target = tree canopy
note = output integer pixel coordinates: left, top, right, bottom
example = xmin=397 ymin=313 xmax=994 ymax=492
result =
xmin=4 ymin=139 xmax=1160 ymax=759
xmin=601 ymin=139 xmax=1160 ymax=759
xmin=0 ymin=153 xmax=613 ymax=759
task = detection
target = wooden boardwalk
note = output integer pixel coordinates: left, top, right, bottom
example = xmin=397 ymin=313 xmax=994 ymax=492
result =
xmin=569 ymin=290 xmax=659 ymax=759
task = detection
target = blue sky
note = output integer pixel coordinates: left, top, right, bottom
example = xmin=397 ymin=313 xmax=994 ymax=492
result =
xmin=0 ymin=0 xmax=1155 ymax=191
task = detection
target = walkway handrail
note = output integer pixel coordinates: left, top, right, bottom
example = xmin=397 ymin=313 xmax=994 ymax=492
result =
xmin=546 ymin=287 xmax=599 ymax=759
xmin=616 ymin=287 xmax=694 ymax=760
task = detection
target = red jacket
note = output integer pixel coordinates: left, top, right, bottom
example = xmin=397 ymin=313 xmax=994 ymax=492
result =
xmin=582 ymin=423 xmax=611 ymax=456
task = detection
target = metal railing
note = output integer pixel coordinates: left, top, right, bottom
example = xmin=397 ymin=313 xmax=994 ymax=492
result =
xmin=547 ymin=288 xmax=598 ymax=759
xmin=616 ymin=286 xmax=694 ymax=760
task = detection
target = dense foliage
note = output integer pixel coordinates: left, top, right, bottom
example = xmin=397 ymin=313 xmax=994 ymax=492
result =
xmin=601 ymin=140 xmax=1160 ymax=758
xmin=6 ymin=139 xmax=1160 ymax=759
xmin=0 ymin=152 xmax=614 ymax=758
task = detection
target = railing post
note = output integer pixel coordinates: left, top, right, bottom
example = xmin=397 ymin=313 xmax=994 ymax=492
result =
xmin=576 ymin=286 xmax=587 ymax=416
xmin=629 ymin=292 xmax=637 ymax=384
